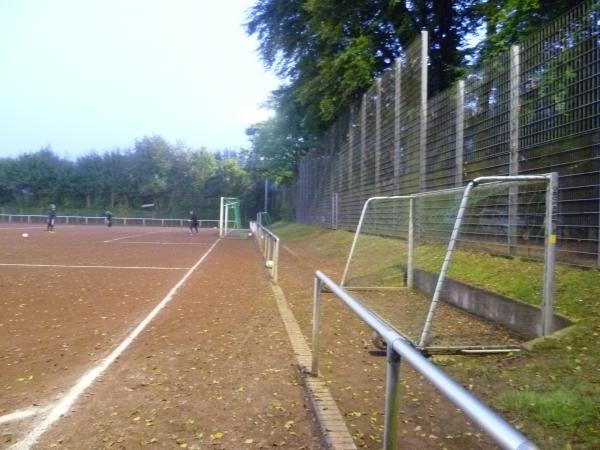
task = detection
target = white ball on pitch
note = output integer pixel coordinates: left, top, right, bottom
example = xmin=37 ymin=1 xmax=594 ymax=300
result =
xmin=265 ymin=260 xmax=273 ymax=268
xmin=22 ymin=233 xmax=29 ymax=238
xmin=247 ymin=232 xmax=253 ymax=237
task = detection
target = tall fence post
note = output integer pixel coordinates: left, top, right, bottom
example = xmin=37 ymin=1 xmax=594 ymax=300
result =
xmin=407 ymin=197 xmax=415 ymax=288
xmin=509 ymin=44 xmax=521 ymax=255
xmin=360 ymin=93 xmax=367 ymax=188
xmin=394 ymin=58 xmax=402 ymax=194
xmin=349 ymin=106 xmax=355 ymax=190
xmin=455 ymin=80 xmax=465 ymax=187
xmin=542 ymin=172 xmax=558 ymax=335
xmin=419 ymin=30 xmax=428 ymax=193
xmin=375 ymin=77 xmax=382 ymax=186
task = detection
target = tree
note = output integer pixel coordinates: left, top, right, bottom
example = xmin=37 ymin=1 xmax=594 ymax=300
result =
xmin=129 ymin=136 xmax=174 ymax=210
xmin=74 ymin=153 xmax=105 ymax=208
xmin=477 ymin=0 xmax=579 ymax=62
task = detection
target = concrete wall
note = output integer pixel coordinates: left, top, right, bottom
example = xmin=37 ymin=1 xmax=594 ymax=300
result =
xmin=413 ymin=269 xmax=571 ymax=340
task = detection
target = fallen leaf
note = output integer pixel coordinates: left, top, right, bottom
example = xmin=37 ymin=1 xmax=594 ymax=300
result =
xmin=210 ymin=432 xmax=224 ymax=441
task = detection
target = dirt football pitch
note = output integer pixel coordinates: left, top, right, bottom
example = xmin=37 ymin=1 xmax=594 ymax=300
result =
xmin=0 ymin=224 xmax=323 ymax=449
xmin=1 ymin=223 xmax=520 ymax=450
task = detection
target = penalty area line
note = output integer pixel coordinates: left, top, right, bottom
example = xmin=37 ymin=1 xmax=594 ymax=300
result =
xmin=10 ymin=238 xmax=220 ymax=450
xmin=102 ymin=230 xmax=167 ymax=243
xmin=0 ymin=406 xmax=50 ymax=425
xmin=0 ymin=263 xmax=190 ymax=270
xmin=107 ymin=241 xmax=213 ymax=246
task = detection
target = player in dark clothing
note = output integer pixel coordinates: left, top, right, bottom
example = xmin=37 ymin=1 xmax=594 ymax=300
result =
xmin=46 ymin=204 xmax=56 ymax=232
xmin=105 ymin=210 xmax=113 ymax=227
xmin=189 ymin=211 xmax=199 ymax=234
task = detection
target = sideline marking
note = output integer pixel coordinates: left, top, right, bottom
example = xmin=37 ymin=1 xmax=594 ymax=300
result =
xmin=0 ymin=227 xmax=45 ymax=231
xmin=0 ymin=263 xmax=189 ymax=270
xmin=106 ymin=241 xmax=212 ymax=246
xmin=11 ymin=238 xmax=220 ymax=450
xmin=102 ymin=233 xmax=152 ymax=242
xmin=0 ymin=407 xmax=49 ymax=425
xmin=101 ymin=229 xmax=172 ymax=243
xmin=282 ymin=244 xmax=300 ymax=259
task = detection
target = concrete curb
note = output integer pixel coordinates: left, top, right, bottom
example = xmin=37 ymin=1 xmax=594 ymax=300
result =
xmin=270 ymin=282 xmax=357 ymax=450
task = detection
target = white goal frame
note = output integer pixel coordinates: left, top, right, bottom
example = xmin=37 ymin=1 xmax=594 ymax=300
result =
xmin=219 ymin=197 xmax=241 ymax=238
xmin=341 ymin=174 xmax=558 ymax=349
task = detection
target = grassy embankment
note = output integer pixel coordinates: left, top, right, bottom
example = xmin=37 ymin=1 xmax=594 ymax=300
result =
xmin=270 ymin=222 xmax=600 ymax=449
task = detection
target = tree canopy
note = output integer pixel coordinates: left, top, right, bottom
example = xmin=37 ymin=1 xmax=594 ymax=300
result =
xmin=0 ymin=137 xmax=254 ymax=218
xmin=245 ymin=0 xmax=584 ymax=181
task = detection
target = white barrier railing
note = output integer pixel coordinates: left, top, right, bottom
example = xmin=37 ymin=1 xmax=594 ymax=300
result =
xmin=0 ymin=214 xmax=220 ymax=228
xmin=312 ymin=271 xmax=538 ymax=450
xmin=250 ymin=218 xmax=280 ymax=283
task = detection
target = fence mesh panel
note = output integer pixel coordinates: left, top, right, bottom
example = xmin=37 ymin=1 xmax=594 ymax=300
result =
xmin=292 ymin=0 xmax=599 ymax=268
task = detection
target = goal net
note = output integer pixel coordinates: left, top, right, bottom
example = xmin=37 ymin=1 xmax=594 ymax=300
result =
xmin=219 ymin=197 xmax=248 ymax=238
xmin=341 ymin=174 xmax=558 ymax=352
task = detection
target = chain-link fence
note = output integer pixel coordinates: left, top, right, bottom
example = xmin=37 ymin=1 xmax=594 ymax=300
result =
xmin=293 ymin=0 xmax=600 ymax=268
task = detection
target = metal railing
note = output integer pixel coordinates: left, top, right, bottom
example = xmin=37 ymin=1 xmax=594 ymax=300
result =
xmin=0 ymin=214 xmax=220 ymax=228
xmin=311 ymin=271 xmax=539 ymax=450
xmin=250 ymin=216 xmax=280 ymax=283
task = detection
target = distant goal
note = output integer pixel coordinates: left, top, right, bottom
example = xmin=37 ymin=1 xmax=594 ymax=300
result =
xmin=219 ymin=197 xmax=248 ymax=238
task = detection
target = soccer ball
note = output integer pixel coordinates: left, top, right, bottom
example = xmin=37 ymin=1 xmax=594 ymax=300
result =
xmin=22 ymin=233 xmax=29 ymax=238
xmin=247 ymin=232 xmax=253 ymax=237
xmin=265 ymin=260 xmax=273 ymax=268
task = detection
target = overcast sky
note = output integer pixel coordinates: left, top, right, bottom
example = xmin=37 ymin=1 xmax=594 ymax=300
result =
xmin=0 ymin=0 xmax=279 ymax=159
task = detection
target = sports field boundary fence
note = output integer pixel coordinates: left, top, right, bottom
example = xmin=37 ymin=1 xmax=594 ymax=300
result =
xmin=0 ymin=214 xmax=221 ymax=228
xmin=292 ymin=0 xmax=600 ymax=268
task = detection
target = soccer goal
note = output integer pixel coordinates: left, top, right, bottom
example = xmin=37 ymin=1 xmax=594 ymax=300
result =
xmin=219 ymin=197 xmax=248 ymax=238
xmin=341 ymin=174 xmax=558 ymax=353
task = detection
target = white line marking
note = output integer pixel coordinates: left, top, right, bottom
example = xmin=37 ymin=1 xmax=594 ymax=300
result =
xmin=106 ymin=241 xmax=212 ymax=245
xmin=0 ymin=227 xmax=45 ymax=231
xmin=282 ymin=244 xmax=300 ymax=259
xmin=10 ymin=238 xmax=220 ymax=450
xmin=103 ymin=233 xmax=151 ymax=243
xmin=0 ymin=406 xmax=50 ymax=425
xmin=0 ymin=263 xmax=189 ymax=270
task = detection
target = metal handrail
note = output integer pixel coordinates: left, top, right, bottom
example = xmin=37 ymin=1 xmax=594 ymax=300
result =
xmin=312 ymin=270 xmax=538 ymax=450
xmin=250 ymin=219 xmax=280 ymax=283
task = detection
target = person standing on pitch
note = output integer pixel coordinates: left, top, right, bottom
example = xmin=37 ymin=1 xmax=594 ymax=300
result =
xmin=105 ymin=210 xmax=113 ymax=228
xmin=46 ymin=204 xmax=57 ymax=232
xmin=189 ymin=210 xmax=199 ymax=234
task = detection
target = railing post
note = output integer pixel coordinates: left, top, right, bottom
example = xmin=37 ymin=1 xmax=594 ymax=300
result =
xmin=273 ymin=238 xmax=280 ymax=283
xmin=311 ymin=276 xmax=322 ymax=376
xmin=383 ymin=343 xmax=401 ymax=450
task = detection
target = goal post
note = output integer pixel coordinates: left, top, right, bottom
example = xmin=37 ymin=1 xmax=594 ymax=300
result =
xmin=219 ymin=197 xmax=246 ymax=238
xmin=341 ymin=173 xmax=558 ymax=350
